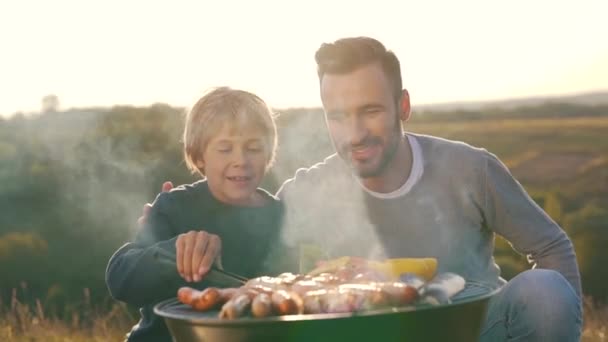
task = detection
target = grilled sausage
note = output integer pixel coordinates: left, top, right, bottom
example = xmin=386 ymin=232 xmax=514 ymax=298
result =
xmin=246 ymin=284 xmax=275 ymax=296
xmin=219 ymin=292 xmax=252 ymax=319
xmin=378 ymin=282 xmax=419 ymax=306
xmin=271 ymin=290 xmax=303 ymax=315
xmin=336 ymin=284 xmax=389 ymax=311
xmin=177 ymin=287 xmax=198 ymax=305
xmin=324 ymin=290 xmax=353 ymax=313
xmin=251 ymin=293 xmax=273 ymax=318
xmin=302 ymin=290 xmax=326 ymax=314
xmin=190 ymin=287 xmax=238 ymax=311
xmin=291 ymin=280 xmax=324 ymax=296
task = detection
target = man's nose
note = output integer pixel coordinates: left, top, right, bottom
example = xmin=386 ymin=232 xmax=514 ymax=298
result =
xmin=346 ymin=116 xmax=367 ymax=145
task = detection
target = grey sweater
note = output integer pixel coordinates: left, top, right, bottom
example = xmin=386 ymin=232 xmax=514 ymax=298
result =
xmin=276 ymin=133 xmax=581 ymax=299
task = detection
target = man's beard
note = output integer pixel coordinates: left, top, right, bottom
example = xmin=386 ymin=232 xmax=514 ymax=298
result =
xmin=340 ymin=131 xmax=402 ymax=178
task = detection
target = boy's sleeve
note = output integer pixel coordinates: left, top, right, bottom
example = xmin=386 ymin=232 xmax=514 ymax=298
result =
xmin=482 ymin=151 xmax=582 ymax=298
xmin=105 ymin=192 xmax=187 ymax=307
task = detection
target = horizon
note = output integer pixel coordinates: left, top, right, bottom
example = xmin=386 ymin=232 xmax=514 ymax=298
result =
xmin=1 ymin=0 xmax=607 ymax=117
xmin=3 ymin=88 xmax=607 ymax=118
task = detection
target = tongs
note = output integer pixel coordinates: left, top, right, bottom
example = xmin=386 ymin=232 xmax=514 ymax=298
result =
xmin=153 ymin=247 xmax=248 ymax=287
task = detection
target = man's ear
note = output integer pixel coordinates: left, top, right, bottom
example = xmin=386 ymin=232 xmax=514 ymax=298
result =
xmin=400 ymin=89 xmax=411 ymax=122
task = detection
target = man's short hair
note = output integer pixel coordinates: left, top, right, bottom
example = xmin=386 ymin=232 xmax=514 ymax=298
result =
xmin=315 ymin=37 xmax=403 ymax=103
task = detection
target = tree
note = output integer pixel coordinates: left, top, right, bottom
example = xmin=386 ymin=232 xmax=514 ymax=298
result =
xmin=41 ymin=94 xmax=60 ymax=113
xmin=564 ymin=203 xmax=608 ymax=300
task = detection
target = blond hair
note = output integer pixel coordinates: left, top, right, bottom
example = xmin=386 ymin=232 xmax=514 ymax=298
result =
xmin=183 ymin=87 xmax=278 ymax=176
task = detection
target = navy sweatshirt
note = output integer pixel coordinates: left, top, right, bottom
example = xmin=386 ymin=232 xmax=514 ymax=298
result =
xmin=105 ymin=180 xmax=284 ymax=342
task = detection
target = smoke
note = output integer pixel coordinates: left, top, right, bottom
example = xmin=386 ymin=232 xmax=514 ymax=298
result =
xmin=268 ymin=108 xmax=334 ymax=191
xmin=26 ymin=107 xmax=186 ymax=242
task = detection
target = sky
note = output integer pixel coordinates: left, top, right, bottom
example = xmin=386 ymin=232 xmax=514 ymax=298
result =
xmin=1 ymin=0 xmax=607 ymax=116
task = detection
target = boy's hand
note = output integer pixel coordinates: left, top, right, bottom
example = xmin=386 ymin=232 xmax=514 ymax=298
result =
xmin=176 ymin=230 xmax=222 ymax=283
xmin=137 ymin=181 xmax=174 ymax=227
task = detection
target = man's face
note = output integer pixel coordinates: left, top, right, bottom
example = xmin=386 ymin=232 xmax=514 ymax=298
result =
xmin=320 ymin=63 xmax=403 ymax=178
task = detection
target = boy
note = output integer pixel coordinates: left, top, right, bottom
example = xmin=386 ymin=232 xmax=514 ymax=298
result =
xmin=105 ymin=87 xmax=284 ymax=342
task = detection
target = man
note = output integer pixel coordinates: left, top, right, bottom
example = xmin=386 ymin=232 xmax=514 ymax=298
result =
xmin=141 ymin=37 xmax=582 ymax=341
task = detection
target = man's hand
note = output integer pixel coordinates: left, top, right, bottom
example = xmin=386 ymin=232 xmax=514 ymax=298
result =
xmin=176 ymin=230 xmax=222 ymax=283
xmin=137 ymin=181 xmax=174 ymax=227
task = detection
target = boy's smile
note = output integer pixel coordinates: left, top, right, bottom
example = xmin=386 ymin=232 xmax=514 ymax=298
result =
xmin=198 ymin=123 xmax=268 ymax=206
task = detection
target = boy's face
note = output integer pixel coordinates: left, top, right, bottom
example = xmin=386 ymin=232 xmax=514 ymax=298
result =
xmin=198 ymin=123 xmax=268 ymax=206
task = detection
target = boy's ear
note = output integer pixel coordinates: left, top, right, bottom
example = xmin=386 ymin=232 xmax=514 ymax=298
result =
xmin=196 ymin=159 xmax=205 ymax=173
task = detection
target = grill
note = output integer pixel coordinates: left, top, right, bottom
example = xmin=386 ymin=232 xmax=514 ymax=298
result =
xmin=155 ymin=288 xmax=498 ymax=342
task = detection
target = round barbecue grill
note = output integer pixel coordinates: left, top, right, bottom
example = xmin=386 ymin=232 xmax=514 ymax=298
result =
xmin=154 ymin=288 xmax=499 ymax=342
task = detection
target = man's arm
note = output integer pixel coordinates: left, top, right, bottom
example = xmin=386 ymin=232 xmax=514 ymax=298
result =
xmin=482 ymin=152 xmax=581 ymax=297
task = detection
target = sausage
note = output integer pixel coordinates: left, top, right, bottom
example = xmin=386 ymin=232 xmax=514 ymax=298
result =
xmin=302 ymin=290 xmax=325 ymax=314
xmin=271 ymin=290 xmax=303 ymax=315
xmin=251 ymin=293 xmax=273 ymax=318
xmin=276 ymin=272 xmax=306 ymax=286
xmin=190 ymin=287 xmax=238 ymax=311
xmin=336 ymin=284 xmax=388 ymax=311
xmin=310 ymin=273 xmax=341 ymax=285
xmin=351 ymin=269 xmax=390 ymax=282
xmin=219 ymin=293 xmax=253 ymax=319
xmin=378 ymin=282 xmax=419 ymax=306
xmin=245 ymin=284 xmax=275 ymax=296
xmin=245 ymin=276 xmax=285 ymax=290
xmin=291 ymin=280 xmax=324 ymax=296
xmin=177 ymin=287 xmax=198 ymax=305
xmin=324 ymin=290 xmax=353 ymax=313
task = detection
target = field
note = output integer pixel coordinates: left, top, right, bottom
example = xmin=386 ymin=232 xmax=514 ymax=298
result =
xmin=1 ymin=106 xmax=607 ymax=340
xmin=0 ymin=291 xmax=606 ymax=341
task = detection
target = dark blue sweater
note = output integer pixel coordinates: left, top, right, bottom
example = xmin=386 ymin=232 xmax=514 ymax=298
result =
xmin=105 ymin=180 xmax=284 ymax=342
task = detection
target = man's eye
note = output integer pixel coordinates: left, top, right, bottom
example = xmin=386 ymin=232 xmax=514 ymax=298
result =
xmin=218 ymin=149 xmax=231 ymax=153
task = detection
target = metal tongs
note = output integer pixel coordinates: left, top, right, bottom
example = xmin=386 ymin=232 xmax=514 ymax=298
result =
xmin=153 ymin=247 xmax=248 ymax=287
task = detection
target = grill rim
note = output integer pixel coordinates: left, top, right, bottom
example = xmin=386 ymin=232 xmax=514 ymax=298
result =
xmin=154 ymin=287 xmax=500 ymax=326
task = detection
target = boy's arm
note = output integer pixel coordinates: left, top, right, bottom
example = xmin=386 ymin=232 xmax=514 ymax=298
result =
xmin=482 ymin=152 xmax=581 ymax=298
xmin=105 ymin=192 xmax=189 ymax=307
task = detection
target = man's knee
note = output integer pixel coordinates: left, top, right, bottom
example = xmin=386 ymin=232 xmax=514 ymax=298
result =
xmin=509 ymin=269 xmax=579 ymax=305
xmin=508 ymin=269 xmax=581 ymax=325
xmin=482 ymin=270 xmax=582 ymax=341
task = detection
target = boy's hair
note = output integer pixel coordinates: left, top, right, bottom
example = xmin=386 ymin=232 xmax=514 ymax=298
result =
xmin=183 ymin=87 xmax=278 ymax=176
xmin=315 ymin=37 xmax=403 ymax=104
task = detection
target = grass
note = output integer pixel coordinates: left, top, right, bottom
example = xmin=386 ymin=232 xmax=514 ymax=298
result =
xmin=0 ymin=288 xmax=606 ymax=341
xmin=0 ymin=288 xmax=135 ymax=342
xmin=583 ymin=297 xmax=608 ymax=341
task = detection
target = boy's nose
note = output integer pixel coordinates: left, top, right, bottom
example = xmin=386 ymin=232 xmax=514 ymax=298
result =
xmin=232 ymin=149 xmax=249 ymax=167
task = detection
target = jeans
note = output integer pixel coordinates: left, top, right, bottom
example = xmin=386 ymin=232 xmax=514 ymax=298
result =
xmin=479 ymin=269 xmax=582 ymax=341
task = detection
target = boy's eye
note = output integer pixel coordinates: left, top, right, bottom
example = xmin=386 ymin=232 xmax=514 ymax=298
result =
xmin=217 ymin=148 xmax=232 ymax=153
xmin=247 ymin=145 xmax=263 ymax=153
